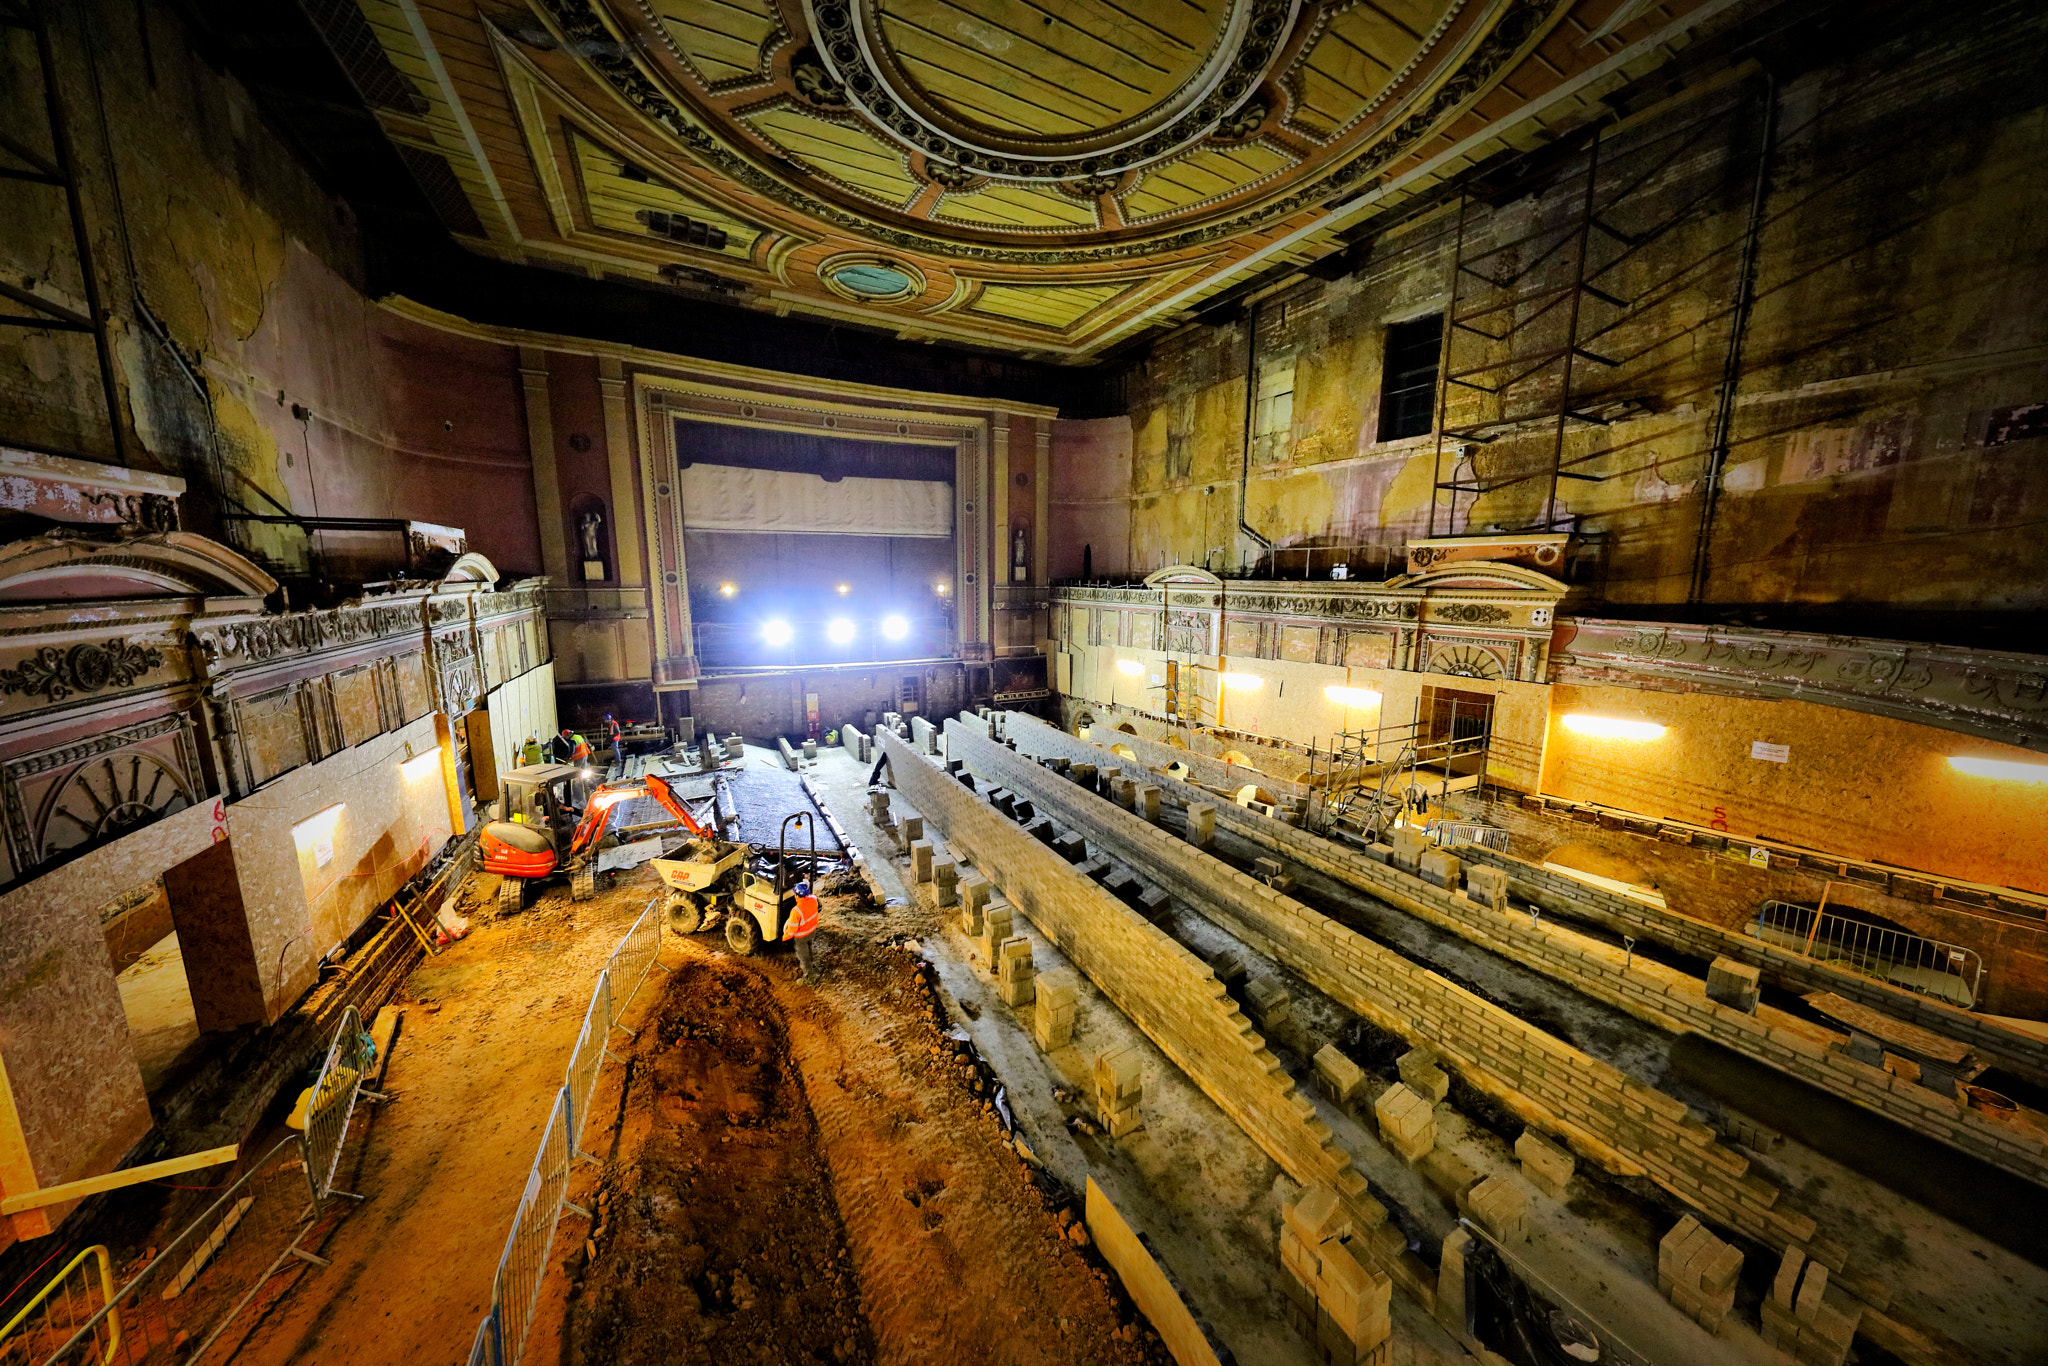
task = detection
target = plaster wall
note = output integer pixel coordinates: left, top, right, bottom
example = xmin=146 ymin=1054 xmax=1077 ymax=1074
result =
xmin=1049 ymin=417 xmax=1134 ymax=580
xmin=1541 ymin=683 xmax=2048 ymax=896
xmin=223 ymin=714 xmax=452 ymax=1019
xmin=1083 ymin=7 xmax=2048 ymax=619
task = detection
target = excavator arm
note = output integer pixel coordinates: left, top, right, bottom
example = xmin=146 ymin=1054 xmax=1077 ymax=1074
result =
xmin=567 ymin=772 xmax=714 ymax=859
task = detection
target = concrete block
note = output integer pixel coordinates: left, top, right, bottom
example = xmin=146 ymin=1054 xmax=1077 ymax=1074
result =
xmin=1705 ymin=956 xmax=1761 ymax=1013
xmin=1053 ymin=830 xmax=1088 ymax=863
xmin=1771 ymin=1247 xmax=1806 ymax=1310
xmin=1461 ymin=1175 xmax=1528 ymax=1246
xmin=1136 ymin=886 xmax=1172 ymax=920
xmin=1285 ymin=1184 xmax=1349 ymax=1245
xmin=1103 ymin=1105 xmax=1145 ymax=1138
xmin=1069 ymin=762 xmax=1096 ymax=788
xmin=1436 ymin=1227 xmax=1475 ymax=1337
xmin=1136 ymin=784 xmax=1161 ymax=822
xmin=1515 ymin=1129 xmax=1575 ymax=1199
xmin=1186 ymin=802 xmax=1216 ymax=850
xmin=959 ymin=876 xmax=991 ymax=933
xmin=1025 ymin=817 xmax=1058 ymax=846
xmin=1246 ymin=976 xmax=1292 ymax=1032
xmin=1465 ymin=864 xmax=1510 ymax=913
xmin=1373 ymin=1082 xmax=1436 ymax=1165
xmin=1079 ymin=857 xmax=1112 ymax=883
xmin=1253 ymin=857 xmax=1296 ymax=892
xmin=932 ymin=857 xmax=957 ymax=906
xmin=1012 ymin=798 xmax=1037 ymax=824
xmin=910 ymin=840 xmax=934 ymax=883
xmin=724 ymin=734 xmax=744 ymax=758
xmin=1208 ymin=949 xmax=1249 ymax=988
xmin=1418 ymin=848 xmax=1461 ymax=890
xmin=899 ymin=814 xmax=924 ymax=846
xmin=1095 ymin=1044 xmax=1144 ymax=1107
xmin=1396 ymin=1048 xmax=1449 ymax=1104
xmin=1314 ymin=1045 xmax=1366 ymax=1106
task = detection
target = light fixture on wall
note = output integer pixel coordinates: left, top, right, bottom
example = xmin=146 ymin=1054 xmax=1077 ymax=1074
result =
xmin=1325 ymin=686 xmax=1382 ymax=708
xmin=401 ymin=747 xmax=442 ymax=778
xmin=1948 ymin=755 xmax=2048 ymax=783
xmin=1220 ymin=673 xmax=1262 ymax=690
xmin=880 ymin=615 xmax=909 ymax=641
xmin=827 ymin=618 xmax=856 ymax=645
xmin=1561 ymin=714 xmax=1666 ymax=740
xmin=934 ymin=581 xmax=950 ymax=596
xmin=719 ymin=581 xmax=738 ymax=597
xmin=835 ymin=583 xmax=851 ymax=596
xmin=1116 ymin=659 xmax=1144 ymax=676
xmin=761 ymin=619 xmax=794 ymax=646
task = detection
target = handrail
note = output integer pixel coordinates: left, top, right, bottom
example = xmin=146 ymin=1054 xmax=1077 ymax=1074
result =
xmin=0 ymin=1245 xmax=116 ymax=1363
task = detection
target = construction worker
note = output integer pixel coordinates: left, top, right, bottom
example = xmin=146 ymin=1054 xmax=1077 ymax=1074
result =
xmin=521 ymin=734 xmax=543 ymax=766
xmin=605 ymin=713 xmax=623 ymax=772
xmin=789 ymin=879 xmax=821 ymax=982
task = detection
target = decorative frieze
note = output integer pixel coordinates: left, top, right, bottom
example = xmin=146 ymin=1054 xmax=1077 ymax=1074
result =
xmin=0 ymin=638 xmax=164 ymax=701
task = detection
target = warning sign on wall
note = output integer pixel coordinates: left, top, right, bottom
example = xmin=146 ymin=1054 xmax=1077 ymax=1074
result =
xmin=1750 ymin=741 xmax=1790 ymax=763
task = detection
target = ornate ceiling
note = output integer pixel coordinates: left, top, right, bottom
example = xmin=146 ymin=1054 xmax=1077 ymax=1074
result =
xmin=331 ymin=0 xmax=1725 ymax=359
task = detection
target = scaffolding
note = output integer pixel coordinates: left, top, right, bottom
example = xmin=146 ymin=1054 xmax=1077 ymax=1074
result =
xmin=1427 ymin=82 xmax=1771 ymax=535
xmin=1310 ymin=692 xmax=1494 ymax=843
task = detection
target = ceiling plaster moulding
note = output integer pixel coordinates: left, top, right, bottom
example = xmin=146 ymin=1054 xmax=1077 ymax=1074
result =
xmin=801 ymin=0 xmax=1298 ymax=177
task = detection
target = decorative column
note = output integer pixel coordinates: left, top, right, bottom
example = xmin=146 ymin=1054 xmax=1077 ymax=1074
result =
xmin=518 ymin=348 xmax=570 ymax=585
xmin=597 ymin=357 xmax=644 ymax=590
xmin=638 ymin=395 xmax=699 ymax=689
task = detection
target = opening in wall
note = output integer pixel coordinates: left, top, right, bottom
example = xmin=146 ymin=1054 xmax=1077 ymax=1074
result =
xmin=1379 ymin=315 xmax=1444 ymax=441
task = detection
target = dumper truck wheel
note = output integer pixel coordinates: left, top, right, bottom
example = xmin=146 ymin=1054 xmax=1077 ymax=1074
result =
xmin=571 ymin=866 xmax=596 ymax=901
xmin=666 ymin=892 xmax=703 ymax=935
xmin=498 ymin=877 xmax=524 ymax=913
xmin=725 ymin=912 xmax=762 ymax=956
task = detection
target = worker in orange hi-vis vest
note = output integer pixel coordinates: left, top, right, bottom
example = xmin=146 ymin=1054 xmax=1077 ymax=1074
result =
xmin=789 ymin=879 xmax=822 ymax=982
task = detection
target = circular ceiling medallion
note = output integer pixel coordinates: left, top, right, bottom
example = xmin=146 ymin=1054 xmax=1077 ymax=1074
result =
xmin=805 ymin=0 xmax=1298 ymax=179
xmin=820 ymin=254 xmax=926 ymax=302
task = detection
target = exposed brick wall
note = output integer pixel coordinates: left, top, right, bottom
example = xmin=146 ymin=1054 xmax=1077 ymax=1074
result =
xmin=876 ymin=730 xmax=1385 ymax=1234
xmin=955 ymin=720 xmax=1848 ymax=1279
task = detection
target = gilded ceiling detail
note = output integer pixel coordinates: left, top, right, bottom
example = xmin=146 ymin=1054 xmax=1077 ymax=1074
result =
xmin=341 ymin=0 xmax=1715 ymax=355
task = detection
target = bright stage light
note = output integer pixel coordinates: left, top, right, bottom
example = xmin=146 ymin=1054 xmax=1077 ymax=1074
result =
xmin=880 ymin=615 xmax=910 ymax=641
xmin=1325 ymin=686 xmax=1382 ymax=708
xmin=719 ymin=582 xmax=738 ymax=597
xmin=827 ymin=618 xmax=856 ymax=645
xmin=762 ymin=619 xmax=794 ymax=647
xmin=1220 ymin=673 xmax=1262 ymax=690
xmin=1562 ymin=714 xmax=1666 ymax=741
xmin=1116 ymin=659 xmax=1144 ymax=676
xmin=835 ymin=583 xmax=851 ymax=595
xmin=1949 ymin=755 xmax=2048 ymax=783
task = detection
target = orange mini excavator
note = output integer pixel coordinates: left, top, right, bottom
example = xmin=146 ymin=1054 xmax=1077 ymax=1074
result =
xmin=479 ymin=764 xmax=713 ymax=911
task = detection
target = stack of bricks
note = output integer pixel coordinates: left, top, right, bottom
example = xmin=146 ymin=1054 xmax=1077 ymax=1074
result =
xmin=1396 ymin=1047 xmax=1448 ymax=1103
xmin=1417 ymin=848 xmax=1460 ymax=892
xmin=1514 ymin=1129 xmax=1575 ymax=1198
xmin=1657 ymin=1215 xmax=1742 ymax=1333
xmin=958 ymin=873 xmax=990 ymax=936
xmin=1034 ymin=968 xmax=1079 ymax=1049
xmin=1761 ymin=1248 xmax=1862 ymax=1365
xmin=1246 ymin=977 xmax=1292 ymax=1036
xmin=910 ymin=840 xmax=934 ymax=883
xmin=1464 ymin=864 xmax=1509 ymax=913
xmin=978 ymin=898 xmax=1015 ymax=965
xmin=1135 ymin=784 xmax=1161 ymax=822
xmin=1705 ymin=956 xmax=1761 ymax=1013
xmin=1279 ymin=1185 xmax=1394 ymax=1366
xmin=932 ymin=856 xmax=958 ymax=908
xmin=894 ymin=813 xmax=924 ymax=853
xmin=1094 ymin=1043 xmax=1145 ymax=1137
xmin=1388 ymin=826 xmax=1426 ymax=874
xmin=1458 ymin=1175 xmax=1528 ymax=1245
xmin=1313 ymin=1045 xmax=1366 ymax=1113
xmin=996 ymin=935 xmax=1036 ymax=1007
xmin=1186 ymin=802 xmax=1216 ymax=850
xmin=1372 ymin=1082 xmax=1436 ymax=1164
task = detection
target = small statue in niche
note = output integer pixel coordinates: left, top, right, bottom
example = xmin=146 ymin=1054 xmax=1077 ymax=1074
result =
xmin=579 ymin=509 xmax=604 ymax=561
xmin=1012 ymin=524 xmax=1028 ymax=582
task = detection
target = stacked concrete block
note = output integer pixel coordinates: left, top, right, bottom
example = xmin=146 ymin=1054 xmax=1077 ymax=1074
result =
xmin=1112 ymin=776 xmax=1138 ymax=810
xmin=1012 ymin=798 xmax=1038 ymax=824
xmin=1396 ymin=1046 xmax=1449 ymax=1104
xmin=1373 ymin=1083 xmax=1436 ymax=1164
xmin=724 ymin=733 xmax=744 ymax=758
xmin=1464 ymin=864 xmax=1509 ymax=913
xmin=1705 ymin=957 xmax=1761 ymax=1013
xmin=1034 ymin=968 xmax=1079 ymax=1050
xmin=1657 ymin=1215 xmax=1742 ymax=1332
xmin=867 ymin=789 xmax=892 ymax=829
xmin=1135 ymin=784 xmax=1162 ymax=823
xmin=1253 ymin=857 xmax=1296 ymax=893
xmin=802 ymin=738 xmax=818 ymax=761
xmin=1434 ymin=1226 xmax=1476 ymax=1338
xmin=1246 ymin=976 xmax=1293 ymax=1034
xmin=1208 ymin=949 xmax=1250 ymax=989
xmin=896 ymin=813 xmax=924 ymax=851
xmin=1136 ymin=886 xmax=1172 ymax=921
xmin=1459 ymin=1175 xmax=1528 ymax=1246
xmin=979 ymin=901 xmax=1015 ymax=965
xmin=1079 ymin=856 xmax=1112 ymax=884
xmin=990 ymin=789 xmax=1017 ymax=817
xmin=1514 ymin=1129 xmax=1575 ymax=1198
xmin=1314 ymin=1045 xmax=1366 ymax=1109
xmin=1052 ymin=830 xmax=1088 ymax=863
xmin=1069 ymin=762 xmax=1096 ymax=788
xmin=932 ymin=857 xmax=958 ymax=907
xmin=1186 ymin=802 xmax=1216 ymax=850
xmin=959 ymin=874 xmax=991 ymax=935
xmin=1388 ymin=826 xmax=1425 ymax=873
xmin=997 ymin=936 xmax=1036 ymax=1008
xmin=1025 ymin=816 xmax=1057 ymax=846
xmin=1762 ymin=1249 xmax=1862 ymax=1366
xmin=910 ymin=840 xmax=934 ymax=883
xmin=1279 ymin=1185 xmax=1394 ymax=1366
xmin=1094 ymin=1044 xmax=1145 ymax=1138
xmin=1417 ymin=848 xmax=1461 ymax=891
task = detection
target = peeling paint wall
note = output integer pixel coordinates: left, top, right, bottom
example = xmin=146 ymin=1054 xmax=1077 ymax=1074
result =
xmin=0 ymin=1 xmax=538 ymax=575
xmin=1087 ymin=8 xmax=2048 ymax=616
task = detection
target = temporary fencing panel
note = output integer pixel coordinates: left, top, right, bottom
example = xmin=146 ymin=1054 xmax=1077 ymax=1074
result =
xmin=302 ymin=1006 xmax=376 ymax=1201
xmin=0 ymin=1245 xmax=115 ymax=1365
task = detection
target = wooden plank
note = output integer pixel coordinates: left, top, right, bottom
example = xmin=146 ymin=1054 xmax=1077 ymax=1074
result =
xmin=1802 ymin=993 xmax=1974 ymax=1066
xmin=1 ymin=1146 xmax=240 ymax=1216
xmin=1084 ymin=1178 xmax=1224 ymax=1366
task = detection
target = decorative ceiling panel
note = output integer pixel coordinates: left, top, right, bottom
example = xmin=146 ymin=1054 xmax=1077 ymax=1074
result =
xmin=329 ymin=0 xmax=1732 ymax=358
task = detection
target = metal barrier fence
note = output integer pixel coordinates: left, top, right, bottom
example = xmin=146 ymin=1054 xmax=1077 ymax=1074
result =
xmin=466 ymin=896 xmax=667 ymax=1366
xmin=302 ymin=1006 xmax=378 ymax=1203
xmin=1425 ymin=819 xmax=1510 ymax=852
xmin=0 ymin=1246 xmax=114 ymax=1365
xmin=1752 ymin=899 xmax=1983 ymax=1008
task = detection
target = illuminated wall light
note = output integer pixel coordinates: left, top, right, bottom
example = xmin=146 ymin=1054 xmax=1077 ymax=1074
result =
xmin=718 ymin=582 xmax=738 ymax=597
xmin=827 ymin=618 xmax=856 ymax=645
xmin=835 ymin=583 xmax=851 ymax=596
xmin=1220 ymin=673 xmax=1262 ymax=691
xmin=1948 ymin=756 xmax=2048 ymax=783
xmin=880 ymin=615 xmax=909 ymax=641
xmin=934 ymin=581 xmax=950 ymax=596
xmin=1325 ymin=686 xmax=1382 ymax=708
xmin=761 ymin=619 xmax=794 ymax=647
xmin=1561 ymin=714 xmax=1666 ymax=741
xmin=401 ymin=748 xmax=442 ymax=778
xmin=1116 ymin=659 xmax=1145 ymax=676
xmin=292 ymin=803 xmax=346 ymax=840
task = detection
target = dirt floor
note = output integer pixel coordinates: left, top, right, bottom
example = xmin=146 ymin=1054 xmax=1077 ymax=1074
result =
xmin=567 ymin=930 xmax=1166 ymax=1366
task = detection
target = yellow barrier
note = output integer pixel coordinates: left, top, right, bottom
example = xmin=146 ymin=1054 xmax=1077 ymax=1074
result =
xmin=0 ymin=1244 xmax=118 ymax=1364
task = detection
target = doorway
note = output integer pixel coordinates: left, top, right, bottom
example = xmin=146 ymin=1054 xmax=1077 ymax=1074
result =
xmin=1420 ymin=685 xmax=1493 ymax=777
